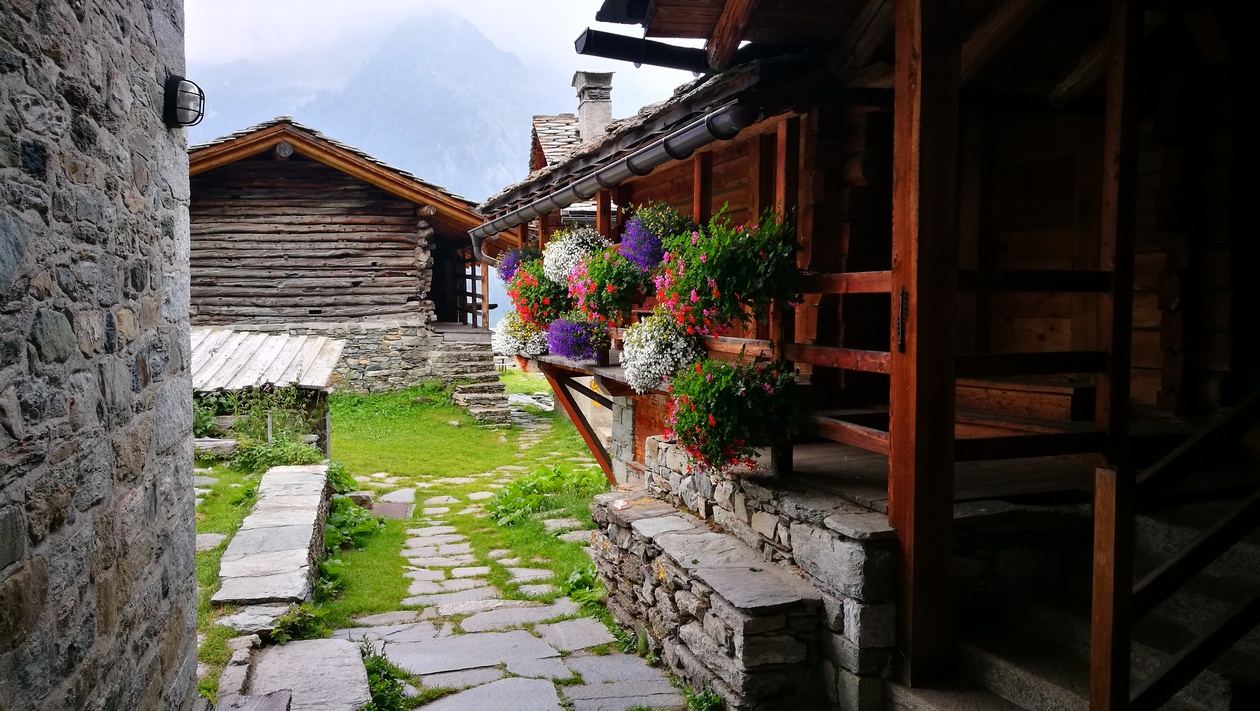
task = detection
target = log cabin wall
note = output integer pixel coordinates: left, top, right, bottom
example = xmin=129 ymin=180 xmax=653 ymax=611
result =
xmin=190 ymin=154 xmax=437 ymax=325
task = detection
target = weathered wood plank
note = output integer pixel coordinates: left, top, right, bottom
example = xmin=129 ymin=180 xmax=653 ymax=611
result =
xmin=708 ymin=0 xmax=762 ymax=71
xmin=806 ymin=415 xmax=890 ymax=455
xmin=959 ymin=0 xmax=1047 ymax=85
xmin=801 ymin=270 xmax=892 ymax=294
xmin=784 ymin=344 xmax=890 ymax=373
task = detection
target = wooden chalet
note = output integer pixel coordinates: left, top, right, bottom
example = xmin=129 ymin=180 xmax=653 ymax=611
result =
xmin=188 ymin=118 xmax=491 ymax=328
xmin=473 ymin=1 xmax=1260 ymax=709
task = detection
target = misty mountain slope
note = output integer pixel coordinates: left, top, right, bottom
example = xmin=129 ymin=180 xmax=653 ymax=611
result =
xmin=188 ymin=12 xmax=571 ymax=201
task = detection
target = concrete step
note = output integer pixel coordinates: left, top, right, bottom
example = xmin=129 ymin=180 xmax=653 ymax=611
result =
xmin=959 ymin=628 xmax=1202 ymax=711
xmin=887 ymin=679 xmax=1028 ymax=711
xmin=1007 ymin=594 xmax=1240 ymax=711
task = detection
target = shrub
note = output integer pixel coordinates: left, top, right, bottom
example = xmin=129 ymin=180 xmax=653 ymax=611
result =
xmin=620 ymin=309 xmax=705 ymax=394
xmin=545 ymin=314 xmax=611 ymax=362
xmin=560 ymin=565 xmax=605 ymax=610
xmin=542 ymin=227 xmax=610 ymax=285
xmin=487 ymin=465 xmax=608 ymax=526
xmin=667 ymin=359 xmax=800 ymax=473
xmin=327 ymin=461 xmax=356 ymax=495
xmin=569 ymin=247 xmax=650 ymax=324
xmin=491 ymin=309 xmax=549 ymax=357
xmin=193 ymin=397 xmax=219 ymax=438
xmin=497 ymin=245 xmax=542 ymax=284
xmin=228 ymin=385 xmax=318 ymax=443
xmin=231 ymin=436 xmax=324 ymax=474
xmin=270 ymin=604 xmax=328 ymax=644
xmin=655 ymin=210 xmax=800 ymax=336
xmin=508 ymin=260 xmax=570 ymax=327
xmin=325 ymin=495 xmax=384 ymax=551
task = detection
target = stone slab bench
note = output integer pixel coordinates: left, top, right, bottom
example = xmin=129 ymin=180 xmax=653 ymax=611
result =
xmin=213 ymin=465 xmax=330 ymax=605
xmin=195 ymin=437 xmax=239 ymax=458
xmin=590 ymin=492 xmax=823 ymax=711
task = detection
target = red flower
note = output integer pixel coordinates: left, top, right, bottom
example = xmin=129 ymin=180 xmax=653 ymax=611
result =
xmin=708 ymin=413 xmax=716 ymax=427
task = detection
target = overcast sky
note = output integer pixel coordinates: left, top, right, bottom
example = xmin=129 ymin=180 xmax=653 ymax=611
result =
xmin=184 ymin=0 xmax=703 ymax=117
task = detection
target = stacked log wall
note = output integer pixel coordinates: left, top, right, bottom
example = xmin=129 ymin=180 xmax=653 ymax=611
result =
xmin=190 ymin=156 xmax=434 ymax=324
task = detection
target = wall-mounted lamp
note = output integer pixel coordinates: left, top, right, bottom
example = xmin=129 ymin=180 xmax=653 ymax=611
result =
xmin=163 ymin=75 xmax=205 ymax=128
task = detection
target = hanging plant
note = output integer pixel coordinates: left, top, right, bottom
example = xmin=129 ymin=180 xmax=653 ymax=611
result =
xmin=507 ymin=260 xmax=570 ymax=327
xmin=497 ymin=246 xmax=542 ymax=284
xmin=620 ymin=202 xmax=691 ymax=271
xmin=667 ymin=359 xmax=800 ymax=473
xmin=654 ymin=209 xmax=801 ymax=336
xmin=569 ymin=247 xmax=652 ymax=325
xmin=491 ymin=309 xmax=548 ymax=357
xmin=619 ymin=309 xmax=706 ymax=394
xmin=545 ymin=313 xmax=612 ymax=362
xmin=542 ymin=227 xmax=610 ymax=285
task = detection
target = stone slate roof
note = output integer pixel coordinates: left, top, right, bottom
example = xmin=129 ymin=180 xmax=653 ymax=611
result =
xmin=479 ymin=62 xmax=768 ymax=216
xmin=531 ymin=114 xmax=581 ymax=168
xmin=189 ymin=116 xmax=477 ymax=208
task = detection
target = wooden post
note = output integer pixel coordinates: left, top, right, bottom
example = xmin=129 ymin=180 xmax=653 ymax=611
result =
xmin=1091 ymin=465 xmax=1134 ymax=711
xmin=596 ymin=189 xmax=613 ymax=237
xmin=539 ymin=213 xmax=553 ymax=247
xmin=692 ymin=153 xmax=713 ymax=224
xmin=888 ymin=0 xmax=960 ymax=685
xmin=480 ymin=264 xmax=490 ymax=329
xmin=770 ymin=118 xmax=800 ymax=476
xmin=516 ymin=222 xmax=530 ymax=250
xmin=613 ymin=185 xmax=633 ymax=242
xmin=1090 ymin=0 xmax=1141 ymax=707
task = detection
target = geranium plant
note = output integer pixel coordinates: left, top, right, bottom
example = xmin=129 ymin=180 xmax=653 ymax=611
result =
xmin=545 ymin=313 xmax=612 ymax=362
xmin=491 ymin=309 xmax=548 ymax=357
xmin=542 ymin=227 xmax=610 ymax=285
xmin=619 ymin=309 xmax=705 ymax=394
xmin=569 ymin=247 xmax=651 ymax=324
xmin=507 ymin=260 xmax=570 ymax=327
xmin=497 ymin=246 xmax=542 ymax=284
xmin=655 ymin=209 xmax=801 ymax=336
xmin=620 ymin=202 xmax=691 ymax=271
xmin=667 ymin=358 xmax=799 ymax=473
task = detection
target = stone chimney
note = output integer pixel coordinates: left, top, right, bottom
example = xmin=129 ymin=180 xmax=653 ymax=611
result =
xmin=572 ymin=71 xmax=614 ymax=142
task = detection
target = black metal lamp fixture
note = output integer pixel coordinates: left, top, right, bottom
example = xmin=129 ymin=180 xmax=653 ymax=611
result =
xmin=163 ymin=75 xmax=205 ymax=128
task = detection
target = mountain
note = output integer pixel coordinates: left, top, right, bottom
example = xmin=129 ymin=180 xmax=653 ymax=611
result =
xmin=187 ymin=12 xmax=572 ymax=203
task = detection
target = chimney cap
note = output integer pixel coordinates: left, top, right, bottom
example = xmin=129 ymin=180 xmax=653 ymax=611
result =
xmin=572 ymin=71 xmax=615 ymax=91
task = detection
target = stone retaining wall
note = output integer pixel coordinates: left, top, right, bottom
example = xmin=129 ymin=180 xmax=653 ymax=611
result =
xmin=230 ymin=321 xmax=498 ymax=393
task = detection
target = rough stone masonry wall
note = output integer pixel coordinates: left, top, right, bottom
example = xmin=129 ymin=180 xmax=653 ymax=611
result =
xmin=642 ymin=436 xmax=899 ymax=710
xmin=0 ymin=1 xmax=197 ymax=710
xmin=230 ymin=321 xmax=498 ymax=393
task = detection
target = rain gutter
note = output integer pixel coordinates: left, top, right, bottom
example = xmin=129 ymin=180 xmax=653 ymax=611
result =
xmin=469 ymin=100 xmax=762 ymax=265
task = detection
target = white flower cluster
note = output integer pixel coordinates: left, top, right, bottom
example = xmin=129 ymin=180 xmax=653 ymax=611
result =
xmin=620 ymin=310 xmax=705 ymax=394
xmin=542 ymin=227 xmax=610 ymax=285
xmin=491 ymin=310 xmax=548 ymax=357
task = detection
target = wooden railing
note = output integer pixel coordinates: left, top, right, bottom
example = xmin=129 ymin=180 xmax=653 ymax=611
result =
xmin=1091 ymin=392 xmax=1260 ymax=711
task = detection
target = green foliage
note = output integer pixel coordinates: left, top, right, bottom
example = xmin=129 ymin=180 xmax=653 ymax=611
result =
xmin=631 ymin=201 xmax=693 ymax=245
xmin=325 ymin=495 xmax=384 ymax=551
xmin=569 ymin=247 xmax=651 ymax=324
xmin=270 ymin=604 xmax=328 ymax=644
xmin=560 ymin=565 xmax=605 ymax=609
xmin=359 ymin=640 xmax=416 ymax=711
xmin=684 ymin=686 xmax=725 ymax=711
xmin=231 ymin=436 xmax=324 ymax=474
xmin=223 ymin=384 xmax=318 ymax=442
xmin=193 ymin=397 xmax=219 ymax=438
xmin=315 ymin=557 xmax=347 ymax=602
xmin=667 ymin=359 xmax=799 ymax=473
xmin=327 ymin=461 xmax=356 ymax=494
xmin=656 ymin=209 xmax=800 ymax=336
xmin=486 ymin=465 xmax=608 ymax=526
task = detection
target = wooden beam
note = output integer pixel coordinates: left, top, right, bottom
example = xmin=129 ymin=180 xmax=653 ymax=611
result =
xmin=806 ymin=415 xmax=890 ymax=455
xmin=957 ymin=269 xmax=1112 ymax=292
xmin=828 ymin=0 xmax=894 ymax=78
xmin=613 ymin=185 xmax=633 ymax=242
xmin=1050 ymin=12 xmax=1164 ymax=108
xmin=955 ymin=351 xmax=1109 ymax=378
xmin=596 ymin=189 xmax=613 ymax=238
xmin=889 ymin=0 xmax=960 ymax=684
xmin=707 ymin=0 xmax=762 ymax=72
xmin=775 ymin=117 xmax=801 ymax=215
xmin=480 ymin=266 xmax=490 ymax=329
xmin=561 ymin=375 xmax=614 ymax=409
xmin=784 ymin=345 xmax=891 ymax=374
xmin=1136 ymin=392 xmax=1260 ymax=500
xmin=693 ymin=153 xmax=713 ymax=224
xmin=700 ymin=335 xmax=774 ymax=359
xmin=801 ymin=271 xmax=892 ymax=294
xmin=1092 ymin=465 xmax=1135 ymax=711
xmin=516 ymin=222 xmax=529 ymax=250
xmin=540 ymin=365 xmax=615 ymax=484
xmin=954 ymin=430 xmax=1106 ymax=461
xmin=960 ymin=0 xmax=1047 ymax=85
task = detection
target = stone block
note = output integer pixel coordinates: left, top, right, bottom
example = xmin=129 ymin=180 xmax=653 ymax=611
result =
xmin=0 ymin=557 xmax=46 ymax=654
xmin=823 ymin=512 xmax=897 ymax=541
xmin=735 ymin=633 xmax=809 ymax=668
xmin=29 ymin=308 xmax=74 ymax=363
xmin=843 ymin=599 xmax=896 ymax=648
xmin=821 ymin=631 xmax=891 ymax=676
xmin=789 ymin=522 xmax=896 ymax=602
xmin=751 ymin=511 xmax=779 ymax=540
xmin=0 ymin=505 xmax=25 ymax=571
xmin=708 ymin=595 xmax=785 ymax=637
xmin=835 ymin=665 xmax=885 ymax=711
xmin=821 ymin=593 xmax=845 ymax=633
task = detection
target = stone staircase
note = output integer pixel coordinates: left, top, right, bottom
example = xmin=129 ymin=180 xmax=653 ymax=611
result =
xmin=451 ymin=370 xmax=511 ymax=427
xmin=891 ymin=493 xmax=1260 ymax=711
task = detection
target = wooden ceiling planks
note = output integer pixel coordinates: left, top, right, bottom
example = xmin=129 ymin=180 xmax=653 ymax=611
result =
xmin=192 ymin=328 xmax=345 ymax=392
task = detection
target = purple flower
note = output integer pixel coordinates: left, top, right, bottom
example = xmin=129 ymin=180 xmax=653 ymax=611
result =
xmin=498 ymin=246 xmax=542 ymax=284
xmin=619 ymin=217 xmax=664 ymax=271
xmin=546 ymin=317 xmax=611 ymax=361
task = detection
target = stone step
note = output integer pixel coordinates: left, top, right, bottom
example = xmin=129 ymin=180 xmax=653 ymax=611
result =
xmin=454 ymin=381 xmax=507 ymax=394
xmin=959 ymin=628 xmax=1201 ymax=711
xmin=887 ymin=679 xmax=1029 ymax=711
xmin=454 ymin=393 xmax=510 ymax=406
xmin=459 ymin=371 xmax=508 ymax=383
xmin=194 ymin=437 xmax=238 ymax=458
xmin=246 ymin=638 xmax=371 ymax=710
xmin=1007 ymin=594 xmax=1245 ymax=711
xmin=1134 ymin=500 xmax=1260 ymax=584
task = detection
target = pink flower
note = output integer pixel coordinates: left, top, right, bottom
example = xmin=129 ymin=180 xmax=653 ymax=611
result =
xmin=700 ymin=254 xmax=707 ymax=263
xmin=690 ymin=290 xmax=699 ymax=303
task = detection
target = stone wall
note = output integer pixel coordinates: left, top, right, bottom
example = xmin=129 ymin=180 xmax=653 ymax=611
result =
xmin=0 ymin=1 xmax=197 ymax=709
xmin=229 ymin=321 xmax=497 ymax=393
